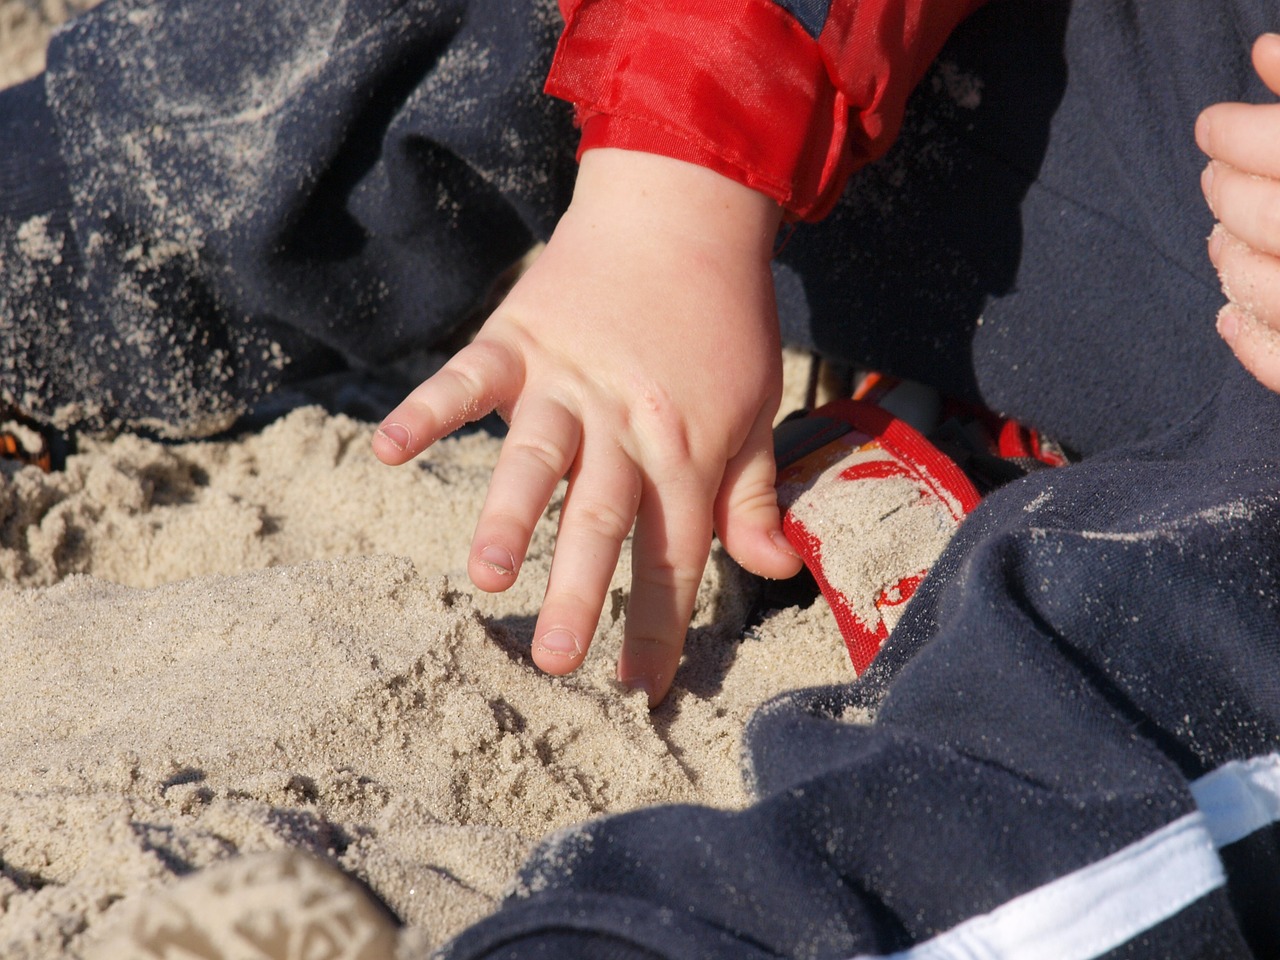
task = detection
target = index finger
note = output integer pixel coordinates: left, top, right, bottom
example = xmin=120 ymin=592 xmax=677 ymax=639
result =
xmin=373 ymin=339 xmax=520 ymax=465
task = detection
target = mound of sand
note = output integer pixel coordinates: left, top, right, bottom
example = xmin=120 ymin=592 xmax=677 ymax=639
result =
xmin=0 ymin=406 xmax=850 ymax=957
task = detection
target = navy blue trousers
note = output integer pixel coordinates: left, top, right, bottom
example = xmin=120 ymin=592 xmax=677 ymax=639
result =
xmin=4 ymin=0 xmax=1280 ymax=956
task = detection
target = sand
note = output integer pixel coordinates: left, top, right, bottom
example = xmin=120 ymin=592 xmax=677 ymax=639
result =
xmin=0 ymin=398 xmax=863 ymax=957
xmin=0 ymin=6 xmax=878 ymax=956
xmin=0 ymin=402 xmax=865 ymax=956
xmin=0 ymin=409 xmax=865 ymax=953
xmin=0 ymin=0 xmax=99 ymax=87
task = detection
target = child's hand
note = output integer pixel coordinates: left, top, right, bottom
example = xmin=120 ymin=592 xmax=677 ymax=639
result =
xmin=1197 ymin=33 xmax=1280 ymax=392
xmin=372 ymin=149 xmax=803 ymax=705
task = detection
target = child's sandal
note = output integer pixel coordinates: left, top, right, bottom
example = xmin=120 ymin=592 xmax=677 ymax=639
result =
xmin=774 ymin=374 xmax=1066 ymax=672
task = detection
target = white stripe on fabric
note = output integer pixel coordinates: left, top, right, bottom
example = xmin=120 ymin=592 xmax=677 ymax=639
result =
xmin=846 ymin=752 xmax=1280 ymax=960
xmin=849 ymin=812 xmax=1223 ymax=960
xmin=1190 ymin=753 xmax=1280 ymax=849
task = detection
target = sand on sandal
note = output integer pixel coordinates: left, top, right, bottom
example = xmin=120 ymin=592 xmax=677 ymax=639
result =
xmin=0 ymin=7 xmax=864 ymax=956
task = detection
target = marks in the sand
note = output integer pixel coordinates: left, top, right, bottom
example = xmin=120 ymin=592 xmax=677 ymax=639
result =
xmin=0 ymin=554 xmax=714 ymax=954
xmin=0 ymin=405 xmax=852 ymax=957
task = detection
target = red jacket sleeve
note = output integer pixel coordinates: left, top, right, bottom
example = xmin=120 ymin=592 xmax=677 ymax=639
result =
xmin=545 ymin=0 xmax=991 ymax=221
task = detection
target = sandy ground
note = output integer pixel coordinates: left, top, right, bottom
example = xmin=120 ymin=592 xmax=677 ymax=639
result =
xmin=0 ymin=5 xmax=872 ymax=956
xmin=0 ymin=406 xmax=854 ymax=958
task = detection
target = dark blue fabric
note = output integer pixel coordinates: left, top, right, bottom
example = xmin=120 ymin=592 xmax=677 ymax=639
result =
xmin=771 ymin=0 xmax=830 ymax=39
xmin=0 ymin=76 xmax=71 ymax=223
xmin=444 ymin=1 xmax=1280 ymax=956
xmin=0 ymin=0 xmax=575 ymax=436
xmin=774 ymin=0 xmax=1275 ymax=457
xmin=446 ymin=367 xmax=1280 ymax=960
xmin=2 ymin=0 xmax=1261 ymax=453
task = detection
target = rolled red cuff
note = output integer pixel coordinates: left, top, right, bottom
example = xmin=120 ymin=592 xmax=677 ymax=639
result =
xmin=547 ymin=0 xmax=990 ymax=222
xmin=546 ymin=0 xmax=847 ymax=220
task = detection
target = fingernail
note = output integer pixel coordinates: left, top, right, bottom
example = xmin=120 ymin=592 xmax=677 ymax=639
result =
xmin=1218 ymin=304 xmax=1241 ymax=342
xmin=771 ymin=528 xmax=802 ymax=561
xmin=477 ymin=544 xmax=516 ymax=576
xmin=620 ymin=675 xmax=656 ymax=703
xmin=1208 ymin=223 xmax=1225 ymax=261
xmin=376 ymin=422 xmax=410 ymax=451
xmin=1201 ymin=162 xmax=1215 ymax=199
xmin=1196 ymin=111 xmax=1211 ymax=144
xmin=537 ymin=629 xmax=581 ymax=658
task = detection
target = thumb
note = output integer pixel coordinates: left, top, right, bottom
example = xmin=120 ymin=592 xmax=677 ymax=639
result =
xmin=713 ymin=411 xmax=805 ymax=580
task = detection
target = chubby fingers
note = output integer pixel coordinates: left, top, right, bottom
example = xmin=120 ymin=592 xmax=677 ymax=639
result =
xmin=1201 ymin=157 xmax=1280 ymax=258
xmin=1197 ymin=36 xmax=1280 ymax=398
xmin=618 ymin=472 xmax=716 ymax=706
xmin=1210 ymin=226 xmax=1280 ymax=393
xmin=372 ymin=339 xmax=519 ymax=465
xmin=1209 ymin=224 xmax=1280 ymax=323
xmin=468 ymin=395 xmax=581 ymax=591
xmin=1195 ymin=32 xmax=1280 ymax=169
xmin=1216 ymin=303 xmax=1280 ymax=394
xmin=1196 ymin=102 xmax=1280 ymax=179
xmin=530 ymin=439 xmax=641 ymax=678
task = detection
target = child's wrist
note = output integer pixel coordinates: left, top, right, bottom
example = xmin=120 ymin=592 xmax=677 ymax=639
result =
xmin=571 ymin=147 xmax=782 ymax=260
